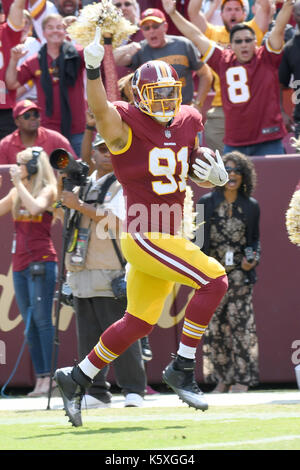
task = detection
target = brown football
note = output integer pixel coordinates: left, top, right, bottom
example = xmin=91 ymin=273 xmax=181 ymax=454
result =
xmin=188 ymin=146 xmax=216 ymax=178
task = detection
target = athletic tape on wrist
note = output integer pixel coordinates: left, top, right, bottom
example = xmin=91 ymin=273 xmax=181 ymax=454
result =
xmin=86 ymin=67 xmax=100 ymax=80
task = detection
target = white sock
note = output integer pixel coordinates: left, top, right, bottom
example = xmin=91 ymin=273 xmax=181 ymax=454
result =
xmin=177 ymin=343 xmax=196 ymax=360
xmin=79 ymin=357 xmax=100 ymax=380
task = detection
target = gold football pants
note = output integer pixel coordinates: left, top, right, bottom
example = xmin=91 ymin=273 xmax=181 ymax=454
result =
xmin=121 ymin=232 xmax=226 ymax=325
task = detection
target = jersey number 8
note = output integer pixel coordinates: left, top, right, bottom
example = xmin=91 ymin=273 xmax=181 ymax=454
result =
xmin=226 ymin=66 xmax=250 ymax=104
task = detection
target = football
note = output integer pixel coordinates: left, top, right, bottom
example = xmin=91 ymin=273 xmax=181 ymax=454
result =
xmin=188 ymin=146 xmax=216 ymax=178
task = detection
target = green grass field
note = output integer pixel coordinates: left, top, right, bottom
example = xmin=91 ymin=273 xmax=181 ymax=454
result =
xmin=1 ymin=403 xmax=300 ymax=451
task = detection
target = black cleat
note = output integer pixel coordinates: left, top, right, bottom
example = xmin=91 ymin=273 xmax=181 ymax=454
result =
xmin=54 ymin=366 xmax=92 ymax=427
xmin=162 ymin=355 xmax=208 ymax=411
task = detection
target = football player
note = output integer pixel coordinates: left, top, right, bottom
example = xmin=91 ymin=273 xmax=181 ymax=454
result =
xmin=54 ymin=27 xmax=229 ymax=427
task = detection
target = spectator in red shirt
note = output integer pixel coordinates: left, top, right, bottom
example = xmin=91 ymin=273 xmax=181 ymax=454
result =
xmin=0 ymin=99 xmax=77 ymax=164
xmin=163 ymin=0 xmax=293 ymax=156
xmin=0 ymin=0 xmax=26 ymax=140
xmin=5 ymin=13 xmax=86 ymax=156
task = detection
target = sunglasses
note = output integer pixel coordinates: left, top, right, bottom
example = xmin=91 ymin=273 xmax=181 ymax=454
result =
xmin=232 ymin=38 xmax=254 ymax=44
xmin=225 ymin=166 xmax=242 ymax=174
xmin=115 ymin=1 xmax=132 ymax=6
xmin=96 ymin=145 xmax=110 ymax=153
xmin=141 ymin=22 xmax=162 ymax=31
xmin=20 ymin=110 xmax=40 ymax=120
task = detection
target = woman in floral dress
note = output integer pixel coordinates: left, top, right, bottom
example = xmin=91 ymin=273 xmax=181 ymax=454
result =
xmin=198 ymin=151 xmax=260 ymax=393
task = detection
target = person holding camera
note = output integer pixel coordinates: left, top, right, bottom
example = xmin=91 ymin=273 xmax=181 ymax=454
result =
xmin=0 ymin=146 xmax=58 ymax=396
xmin=198 ymin=151 xmax=260 ymax=393
xmin=57 ymin=132 xmax=147 ymax=408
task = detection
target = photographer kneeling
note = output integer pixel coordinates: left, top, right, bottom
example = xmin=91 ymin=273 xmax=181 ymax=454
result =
xmin=57 ymin=134 xmax=146 ymax=408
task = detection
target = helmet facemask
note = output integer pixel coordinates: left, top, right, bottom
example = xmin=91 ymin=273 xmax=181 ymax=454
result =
xmin=142 ymin=80 xmax=182 ymax=121
xmin=132 ymin=64 xmax=182 ymax=122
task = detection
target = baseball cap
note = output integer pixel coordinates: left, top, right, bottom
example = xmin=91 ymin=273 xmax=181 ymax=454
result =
xmin=92 ymin=133 xmax=106 ymax=148
xmin=221 ymin=0 xmax=245 ymax=7
xmin=13 ymin=100 xmax=40 ymax=120
xmin=140 ymin=8 xmax=166 ymax=26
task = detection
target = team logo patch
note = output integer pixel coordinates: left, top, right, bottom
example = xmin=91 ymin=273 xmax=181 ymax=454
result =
xmin=165 ymin=130 xmax=171 ymax=138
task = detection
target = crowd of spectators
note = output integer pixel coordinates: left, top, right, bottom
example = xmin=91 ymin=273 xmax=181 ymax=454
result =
xmin=0 ymin=0 xmax=298 ymax=157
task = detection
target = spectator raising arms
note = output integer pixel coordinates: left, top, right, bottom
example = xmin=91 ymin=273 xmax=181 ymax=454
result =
xmin=186 ymin=0 xmax=272 ymax=153
xmin=5 ymin=14 xmax=86 ymax=156
xmin=115 ymin=7 xmax=213 ymax=109
xmin=16 ymin=9 xmax=41 ymax=103
xmin=162 ymin=0 xmax=294 ymax=156
xmin=27 ymin=0 xmax=80 ymax=43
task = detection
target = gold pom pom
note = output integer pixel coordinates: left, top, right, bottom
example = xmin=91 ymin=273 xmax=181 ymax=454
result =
xmin=178 ymin=185 xmax=199 ymax=240
xmin=290 ymin=136 xmax=300 ymax=153
xmin=286 ymin=189 xmax=300 ymax=246
xmin=67 ymin=0 xmax=138 ymax=48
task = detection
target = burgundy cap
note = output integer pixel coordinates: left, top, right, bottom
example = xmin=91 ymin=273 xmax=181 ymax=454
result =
xmin=13 ymin=100 xmax=40 ymax=119
xmin=140 ymin=8 xmax=166 ymax=26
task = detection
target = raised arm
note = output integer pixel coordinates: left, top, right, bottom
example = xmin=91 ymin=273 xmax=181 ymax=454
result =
xmin=268 ymin=0 xmax=294 ymax=51
xmin=253 ymin=0 xmax=272 ymax=34
xmin=187 ymin=0 xmax=208 ymax=32
xmin=7 ymin=0 xmax=26 ymax=29
xmin=5 ymin=44 xmax=26 ymax=90
xmin=193 ymin=64 xmax=213 ymax=109
xmin=162 ymin=0 xmax=211 ymax=56
xmin=84 ymin=28 xmax=129 ymax=152
xmin=204 ymin=0 xmax=222 ymax=23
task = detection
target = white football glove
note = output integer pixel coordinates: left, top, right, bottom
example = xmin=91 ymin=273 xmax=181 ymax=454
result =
xmin=84 ymin=27 xmax=104 ymax=69
xmin=192 ymin=150 xmax=229 ymax=186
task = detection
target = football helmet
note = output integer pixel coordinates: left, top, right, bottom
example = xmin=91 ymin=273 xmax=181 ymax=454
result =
xmin=132 ymin=60 xmax=182 ymax=122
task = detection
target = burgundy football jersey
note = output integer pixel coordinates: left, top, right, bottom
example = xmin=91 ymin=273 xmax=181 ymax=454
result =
xmin=0 ymin=22 xmax=22 ymax=109
xmin=207 ymin=42 xmax=286 ymax=146
xmin=111 ymin=103 xmax=203 ymax=235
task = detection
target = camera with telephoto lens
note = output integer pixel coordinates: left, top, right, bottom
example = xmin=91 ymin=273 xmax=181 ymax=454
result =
xmin=50 ymin=148 xmax=89 ymax=191
xmin=244 ymin=246 xmax=254 ymax=263
xmin=55 ymin=282 xmax=74 ymax=307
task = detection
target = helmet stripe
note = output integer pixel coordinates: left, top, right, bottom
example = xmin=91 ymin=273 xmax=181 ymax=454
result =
xmin=155 ymin=61 xmax=171 ymax=81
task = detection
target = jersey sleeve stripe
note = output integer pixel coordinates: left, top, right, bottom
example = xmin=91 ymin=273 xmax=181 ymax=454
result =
xmin=201 ymin=42 xmax=216 ymax=64
xmin=265 ymin=39 xmax=283 ymax=55
xmin=7 ymin=18 xmax=23 ymax=31
xmin=28 ymin=0 xmax=47 ymax=19
xmin=107 ymin=126 xmax=133 ymax=155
